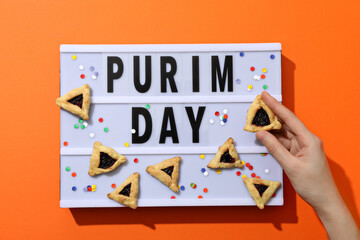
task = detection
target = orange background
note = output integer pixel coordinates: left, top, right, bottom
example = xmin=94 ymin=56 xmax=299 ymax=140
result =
xmin=0 ymin=0 xmax=359 ymax=239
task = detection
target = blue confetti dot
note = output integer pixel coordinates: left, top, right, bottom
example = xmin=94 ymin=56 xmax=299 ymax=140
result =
xmin=72 ymin=186 xmax=77 ymax=191
xmin=90 ymin=66 xmax=94 ymax=71
xmin=180 ymin=186 xmax=185 ymax=191
xmin=236 ymin=79 xmax=241 ymax=84
xmin=240 ymin=52 xmax=244 ymax=57
xmin=223 ymin=118 xmax=227 ymax=123
xmin=87 ymin=185 xmax=91 ymax=188
xmin=94 ymin=72 xmax=99 ymax=77
xmin=83 ymin=187 xmax=87 ymax=192
xmin=270 ymin=54 xmax=275 ymax=59
xmin=201 ymin=168 xmax=206 ymax=173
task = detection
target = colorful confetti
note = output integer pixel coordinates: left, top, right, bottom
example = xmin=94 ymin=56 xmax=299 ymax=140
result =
xmin=72 ymin=172 xmax=77 ymax=177
xmin=264 ymin=169 xmax=270 ymax=174
xmin=180 ymin=186 xmax=185 ymax=191
xmin=134 ymin=158 xmax=139 ymax=163
xmin=203 ymin=188 xmax=208 ymax=193
xmin=209 ymin=119 xmax=215 ymax=124
xmin=236 ymin=79 xmax=241 ymax=84
xmin=99 ymin=118 xmax=103 ymax=123
xmin=72 ymin=186 xmax=77 ymax=191
xmin=80 ymin=74 xmax=85 ymax=79
xmin=104 ymin=127 xmax=109 ymax=132
xmin=240 ymin=52 xmax=244 ymax=57
xmin=201 ymin=168 xmax=206 ymax=173
xmin=216 ymin=169 xmax=222 ymax=174
xmin=250 ymin=66 xmax=255 ymax=71
xmin=89 ymin=133 xmax=95 ymax=138
xmin=79 ymin=65 xmax=84 ymax=70
xmin=145 ymin=104 xmax=150 ymax=109
xmin=200 ymin=154 xmax=205 ymax=159
xmin=124 ymin=142 xmax=129 ymax=147
xmin=203 ymin=171 xmax=209 ymax=176
xmin=63 ymin=141 xmax=68 ymax=146
xmin=270 ymin=54 xmax=275 ymax=59
xmin=111 ymin=183 xmax=116 ymax=188
xmin=72 ymin=55 xmax=77 ymax=60
xmin=236 ymin=171 xmax=241 ymax=176
xmin=65 ymin=167 xmax=71 ymax=171
xmin=74 ymin=124 xmax=79 ymax=129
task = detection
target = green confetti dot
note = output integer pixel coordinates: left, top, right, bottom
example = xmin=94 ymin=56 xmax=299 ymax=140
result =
xmin=80 ymin=124 xmax=85 ymax=129
xmin=65 ymin=167 xmax=71 ymax=171
xmin=145 ymin=104 xmax=150 ymax=109
xmin=74 ymin=124 xmax=79 ymax=129
xmin=190 ymin=183 xmax=195 ymax=188
xmin=79 ymin=119 xmax=84 ymax=124
xmin=263 ymin=84 xmax=268 ymax=90
xmin=104 ymin=127 xmax=109 ymax=132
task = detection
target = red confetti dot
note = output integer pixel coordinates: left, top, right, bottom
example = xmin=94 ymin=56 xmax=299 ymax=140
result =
xmin=215 ymin=111 xmax=219 ymax=116
xmin=250 ymin=66 xmax=255 ymax=71
xmin=111 ymin=184 xmax=116 ymax=188
xmin=236 ymin=171 xmax=241 ymax=176
xmin=87 ymin=187 xmax=92 ymax=191
xmin=63 ymin=141 xmax=68 ymax=146
xmin=171 ymin=196 xmax=176 ymax=199
xmin=256 ymin=176 xmax=260 ymax=179
xmin=224 ymin=114 xmax=228 ymax=119
xmin=245 ymin=162 xmax=250 ymax=167
xmin=203 ymin=188 xmax=208 ymax=193
xmin=273 ymin=193 xmax=276 ymax=197
xmin=71 ymin=172 xmax=76 ymax=177
xmin=251 ymin=173 xmax=256 ymax=177
xmin=99 ymin=118 xmax=103 ymax=122
xmin=261 ymin=74 xmax=266 ymax=79
xmin=193 ymin=184 xmax=197 ymax=189
xmin=198 ymin=195 xmax=203 ymax=199
xmin=134 ymin=158 xmax=139 ymax=163
xmin=249 ymin=166 xmax=254 ymax=170
xmin=80 ymin=74 xmax=85 ymax=79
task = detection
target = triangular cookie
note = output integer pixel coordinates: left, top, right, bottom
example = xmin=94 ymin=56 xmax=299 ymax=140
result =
xmin=56 ymin=84 xmax=91 ymax=120
xmin=207 ymin=137 xmax=243 ymax=169
xmin=244 ymin=95 xmax=282 ymax=132
xmin=243 ymin=177 xmax=281 ymax=209
xmin=88 ymin=141 xmax=126 ymax=176
xmin=107 ymin=172 xmax=140 ymax=209
xmin=146 ymin=157 xmax=181 ymax=193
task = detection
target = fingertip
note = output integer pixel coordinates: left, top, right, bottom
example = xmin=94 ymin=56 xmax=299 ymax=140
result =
xmin=256 ymin=131 xmax=268 ymax=141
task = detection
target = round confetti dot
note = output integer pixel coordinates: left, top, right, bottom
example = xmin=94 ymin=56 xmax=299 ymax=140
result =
xmin=241 ymin=161 xmax=245 ymax=165
xmin=180 ymin=186 xmax=185 ymax=191
xmin=223 ymin=109 xmax=228 ymax=114
xmin=91 ymin=75 xmax=97 ymax=80
xmin=203 ymin=188 xmax=208 ymax=193
xmin=253 ymin=75 xmax=261 ymax=81
xmin=219 ymin=115 xmax=224 ymax=120
xmin=215 ymin=111 xmax=219 ymax=116
xmin=262 ymin=68 xmax=267 ymax=73
xmin=83 ymin=122 xmax=88 ymax=127
xmin=79 ymin=119 xmax=84 ymax=124
xmin=264 ymin=169 xmax=270 ymax=174
xmin=65 ymin=166 xmax=71 ymax=171
xmin=87 ymin=187 xmax=92 ymax=192
xmin=203 ymin=171 xmax=209 ymax=176
xmin=270 ymin=54 xmax=275 ymax=59
xmin=216 ymin=169 xmax=222 ymax=174
xmin=131 ymin=129 xmax=136 ymax=134
xmin=63 ymin=141 xmax=68 ymax=146
xmin=263 ymin=84 xmax=268 ymax=90
xmin=236 ymin=171 xmax=241 ymax=176
xmin=72 ymin=186 xmax=77 ymax=191
xmin=125 ymin=142 xmax=129 ymax=147
xmin=272 ymin=193 xmax=276 ymax=197
xmin=201 ymin=168 xmax=206 ymax=173
xmin=250 ymin=66 xmax=255 ymax=71
xmin=90 ymin=66 xmax=94 ymax=72
xmin=92 ymin=185 xmax=96 ymax=192
xmin=79 ymin=65 xmax=84 ymax=70
xmin=134 ymin=158 xmax=139 ymax=163
xmin=80 ymin=124 xmax=85 ymax=129
xmin=72 ymin=55 xmax=77 ymax=60
xmin=261 ymin=153 xmax=268 ymax=156
xmin=111 ymin=183 xmax=116 ymax=188
xmin=247 ymin=85 xmax=253 ymax=91
xmin=178 ymin=185 xmax=180 ymax=189
xmin=209 ymin=119 xmax=215 ymax=124
xmin=80 ymin=74 xmax=85 ymax=79
xmin=256 ymin=176 xmax=260 ymax=179
xmin=94 ymin=72 xmax=99 ymax=77
xmin=83 ymin=187 xmax=87 ymax=192
xmin=251 ymin=173 xmax=256 ymax=178
xmin=236 ymin=79 xmax=241 ymax=84
xmin=104 ymin=127 xmax=109 ymax=132
xmin=200 ymin=154 xmax=205 ymax=159
xmin=223 ymin=114 xmax=228 ymax=119
xmin=72 ymin=172 xmax=77 ymax=177
xmin=171 ymin=196 xmax=176 ymax=199
xmin=99 ymin=118 xmax=104 ymax=123
xmin=261 ymin=74 xmax=266 ymax=79
xmin=240 ymin=52 xmax=244 ymax=57
xmin=190 ymin=183 xmax=195 ymax=188
xmin=223 ymin=118 xmax=227 ymax=123
xmin=220 ymin=121 xmax=225 ymax=126
xmin=89 ymin=133 xmax=95 ymax=138
xmin=249 ymin=166 xmax=254 ymax=170
xmin=245 ymin=162 xmax=250 ymax=167
xmin=145 ymin=104 xmax=150 ymax=109
xmin=198 ymin=195 xmax=203 ymax=199
xmin=242 ymin=174 xmax=247 ymax=179
xmin=74 ymin=124 xmax=79 ymax=129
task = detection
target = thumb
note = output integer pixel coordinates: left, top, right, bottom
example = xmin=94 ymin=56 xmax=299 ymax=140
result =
xmin=256 ymin=131 xmax=293 ymax=171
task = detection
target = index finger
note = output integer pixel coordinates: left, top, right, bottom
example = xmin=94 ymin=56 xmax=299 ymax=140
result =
xmin=261 ymin=91 xmax=312 ymax=138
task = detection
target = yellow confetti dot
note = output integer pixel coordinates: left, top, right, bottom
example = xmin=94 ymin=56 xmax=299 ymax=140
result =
xmin=200 ymin=154 xmax=205 ymax=159
xmin=72 ymin=55 xmax=77 ymax=60
xmin=242 ymin=175 xmax=247 ymax=179
xmin=248 ymin=85 xmax=253 ymax=90
xmin=178 ymin=185 xmax=180 ymax=189
xmin=241 ymin=161 xmax=245 ymax=165
xmin=91 ymin=184 xmax=96 ymax=192
xmin=216 ymin=169 xmax=221 ymax=174
xmin=262 ymin=68 xmax=267 ymax=73
xmin=125 ymin=142 xmax=129 ymax=147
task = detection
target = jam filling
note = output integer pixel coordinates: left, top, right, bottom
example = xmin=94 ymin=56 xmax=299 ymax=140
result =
xmin=68 ymin=94 xmax=83 ymax=109
xmin=161 ymin=166 xmax=174 ymax=177
xmin=220 ymin=150 xmax=235 ymax=163
xmin=119 ymin=183 xmax=131 ymax=197
xmin=98 ymin=152 xmax=116 ymax=169
xmin=254 ymin=184 xmax=268 ymax=197
xmin=252 ymin=108 xmax=270 ymax=127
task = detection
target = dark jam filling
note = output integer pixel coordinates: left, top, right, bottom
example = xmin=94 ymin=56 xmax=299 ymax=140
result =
xmin=220 ymin=150 xmax=235 ymax=163
xmin=98 ymin=152 xmax=116 ymax=169
xmin=252 ymin=108 xmax=270 ymax=127
xmin=254 ymin=184 xmax=269 ymax=197
xmin=161 ymin=166 xmax=174 ymax=177
xmin=119 ymin=183 xmax=131 ymax=197
xmin=68 ymin=94 xmax=83 ymax=109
